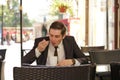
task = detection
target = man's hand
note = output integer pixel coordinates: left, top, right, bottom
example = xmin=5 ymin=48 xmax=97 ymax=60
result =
xmin=37 ymin=39 xmax=49 ymax=52
xmin=57 ymin=59 xmax=74 ymax=66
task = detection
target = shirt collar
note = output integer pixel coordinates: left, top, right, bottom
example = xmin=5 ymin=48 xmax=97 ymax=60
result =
xmin=49 ymin=41 xmax=63 ymax=49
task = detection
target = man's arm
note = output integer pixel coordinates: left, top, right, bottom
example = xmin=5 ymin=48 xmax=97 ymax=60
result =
xmin=22 ymin=38 xmax=49 ymax=65
xmin=71 ymin=36 xmax=88 ymax=64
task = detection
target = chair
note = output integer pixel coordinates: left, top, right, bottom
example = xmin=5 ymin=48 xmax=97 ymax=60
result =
xmin=89 ymin=49 xmax=120 ymax=80
xmin=89 ymin=49 xmax=120 ymax=64
xmin=81 ymin=46 xmax=105 ymax=52
xmin=110 ymin=62 xmax=120 ymax=80
xmin=0 ymin=49 xmax=6 ymax=61
xmin=22 ymin=49 xmax=31 ymax=56
xmin=81 ymin=46 xmax=105 ymax=63
xmin=0 ymin=49 xmax=6 ymax=80
xmin=13 ymin=64 xmax=96 ymax=80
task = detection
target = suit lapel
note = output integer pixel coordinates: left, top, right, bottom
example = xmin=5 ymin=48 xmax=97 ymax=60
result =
xmin=63 ymin=38 xmax=70 ymax=59
xmin=40 ymin=43 xmax=49 ymax=65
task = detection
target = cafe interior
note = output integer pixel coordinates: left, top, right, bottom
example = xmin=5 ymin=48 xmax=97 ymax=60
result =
xmin=0 ymin=0 xmax=120 ymax=80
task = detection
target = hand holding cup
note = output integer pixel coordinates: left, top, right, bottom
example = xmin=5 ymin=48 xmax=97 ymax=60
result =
xmin=37 ymin=39 xmax=49 ymax=52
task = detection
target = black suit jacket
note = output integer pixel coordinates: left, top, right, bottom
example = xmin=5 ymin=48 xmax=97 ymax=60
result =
xmin=22 ymin=36 xmax=88 ymax=65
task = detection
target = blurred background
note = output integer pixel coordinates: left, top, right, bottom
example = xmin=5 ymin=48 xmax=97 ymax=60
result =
xmin=0 ymin=0 xmax=120 ymax=80
xmin=0 ymin=0 xmax=117 ymax=49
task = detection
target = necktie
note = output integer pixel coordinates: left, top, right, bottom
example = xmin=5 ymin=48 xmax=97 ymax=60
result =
xmin=54 ymin=46 xmax=58 ymax=63
xmin=54 ymin=46 xmax=58 ymax=56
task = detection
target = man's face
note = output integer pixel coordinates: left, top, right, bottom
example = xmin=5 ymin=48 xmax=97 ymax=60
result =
xmin=49 ymin=28 xmax=65 ymax=47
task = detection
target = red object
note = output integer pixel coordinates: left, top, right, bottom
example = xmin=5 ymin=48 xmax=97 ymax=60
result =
xmin=58 ymin=5 xmax=68 ymax=13
xmin=58 ymin=19 xmax=70 ymax=35
xmin=59 ymin=7 xmax=67 ymax=13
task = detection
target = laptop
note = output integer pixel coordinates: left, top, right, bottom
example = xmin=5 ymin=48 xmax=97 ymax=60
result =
xmin=0 ymin=49 xmax=6 ymax=61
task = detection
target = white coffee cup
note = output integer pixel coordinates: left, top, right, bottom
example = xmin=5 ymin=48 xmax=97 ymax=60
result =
xmin=49 ymin=56 xmax=57 ymax=66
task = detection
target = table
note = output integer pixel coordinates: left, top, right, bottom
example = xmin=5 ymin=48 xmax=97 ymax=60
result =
xmin=96 ymin=64 xmax=111 ymax=80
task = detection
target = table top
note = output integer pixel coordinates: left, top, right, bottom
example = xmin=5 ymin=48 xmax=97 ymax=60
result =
xmin=83 ymin=52 xmax=90 ymax=56
xmin=96 ymin=64 xmax=110 ymax=72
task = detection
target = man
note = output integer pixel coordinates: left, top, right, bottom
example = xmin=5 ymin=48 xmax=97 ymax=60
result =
xmin=22 ymin=21 xmax=88 ymax=66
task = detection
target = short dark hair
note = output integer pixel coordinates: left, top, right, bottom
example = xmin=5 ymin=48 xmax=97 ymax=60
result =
xmin=49 ymin=21 xmax=66 ymax=36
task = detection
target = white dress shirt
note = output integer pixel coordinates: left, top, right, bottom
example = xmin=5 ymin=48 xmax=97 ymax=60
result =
xmin=35 ymin=41 xmax=80 ymax=66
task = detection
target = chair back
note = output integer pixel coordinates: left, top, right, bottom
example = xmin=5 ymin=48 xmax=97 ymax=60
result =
xmin=0 ymin=49 xmax=6 ymax=80
xmin=22 ymin=49 xmax=31 ymax=56
xmin=89 ymin=49 xmax=120 ymax=80
xmin=110 ymin=62 xmax=120 ymax=80
xmin=81 ymin=46 xmax=105 ymax=63
xmin=13 ymin=64 xmax=96 ymax=80
xmin=81 ymin=46 xmax=105 ymax=52
xmin=89 ymin=49 xmax=120 ymax=64
xmin=0 ymin=49 xmax=6 ymax=61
